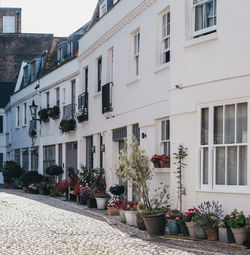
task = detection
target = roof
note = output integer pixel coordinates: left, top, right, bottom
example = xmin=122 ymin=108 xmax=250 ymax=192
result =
xmin=0 ymin=81 xmax=15 ymax=108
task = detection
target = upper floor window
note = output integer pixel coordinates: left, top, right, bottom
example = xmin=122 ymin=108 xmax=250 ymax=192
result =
xmin=57 ymin=47 xmax=63 ymax=62
xmin=46 ymin=92 xmax=50 ymax=108
xmin=71 ymin=80 xmax=76 ymax=115
xmin=67 ymin=41 xmax=74 ymax=58
xmin=0 ymin=116 xmax=3 ymax=133
xmin=23 ymin=65 xmax=30 ymax=86
xmin=84 ymin=67 xmax=88 ymax=92
xmin=3 ymin=16 xmax=15 ymax=33
xmin=134 ymin=32 xmax=140 ymax=76
xmin=16 ymin=106 xmax=20 ymax=128
xmin=107 ymin=48 xmax=114 ymax=82
xmin=193 ymin=0 xmax=217 ymax=37
xmin=30 ymin=61 xmax=36 ymax=82
xmin=161 ymin=12 xmax=170 ymax=64
xmin=56 ymin=88 xmax=60 ymax=107
xmin=99 ymin=0 xmax=107 ymax=18
xmin=23 ymin=103 xmax=27 ymax=126
xmin=97 ymin=57 xmax=102 ymax=92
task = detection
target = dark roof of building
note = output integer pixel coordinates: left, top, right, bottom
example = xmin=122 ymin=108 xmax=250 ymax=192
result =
xmin=0 ymin=33 xmax=54 ymax=82
xmin=0 ymin=81 xmax=15 ymax=108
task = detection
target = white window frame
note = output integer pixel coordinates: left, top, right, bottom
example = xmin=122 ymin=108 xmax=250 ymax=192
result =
xmin=161 ymin=11 xmax=170 ymax=64
xmin=160 ymin=119 xmax=171 ymax=157
xmin=193 ymin=0 xmax=217 ymax=38
xmin=198 ymin=100 xmax=249 ymax=193
xmin=16 ymin=106 xmax=20 ymax=128
xmin=23 ymin=103 xmax=27 ymax=127
xmin=134 ymin=31 xmax=140 ymax=76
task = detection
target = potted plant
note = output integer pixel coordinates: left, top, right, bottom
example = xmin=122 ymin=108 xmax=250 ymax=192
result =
xmin=76 ymin=108 xmax=88 ymax=123
xmin=28 ymin=184 xmax=39 ymax=194
xmin=166 ymin=209 xmax=181 ymax=235
xmin=114 ymin=136 xmax=170 ymax=235
xmin=38 ymin=108 xmax=49 ymax=122
xmin=227 ymin=209 xmax=247 ymax=245
xmin=192 ymin=214 xmax=207 ymax=239
xmin=136 ymin=204 xmax=146 ymax=230
xmin=45 ymin=165 xmax=63 ymax=183
xmin=39 ymin=182 xmax=51 ymax=195
xmin=245 ymin=216 xmax=250 ymax=248
xmin=20 ymin=170 xmax=44 ymax=189
xmin=160 ymin=154 xmax=170 ymax=168
xmin=107 ymin=200 xmax=121 ymax=216
xmin=177 ymin=213 xmax=189 ymax=236
xmin=184 ymin=208 xmax=198 ymax=238
xmin=2 ymin=161 xmax=23 ymax=188
xmin=121 ymin=201 xmax=138 ymax=227
xmin=218 ymin=217 xmax=235 ymax=243
xmin=59 ymin=119 xmax=76 ymax=134
xmin=48 ymin=106 xmax=60 ymax=119
xmin=94 ymin=191 xmax=110 ymax=210
xmin=151 ymin=154 xmax=161 ymax=168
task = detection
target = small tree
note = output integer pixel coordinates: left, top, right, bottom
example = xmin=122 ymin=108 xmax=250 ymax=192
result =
xmin=114 ymin=135 xmax=152 ymax=210
xmin=2 ymin=161 xmax=23 ymax=184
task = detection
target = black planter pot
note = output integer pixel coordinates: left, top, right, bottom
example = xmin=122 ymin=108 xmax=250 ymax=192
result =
xmin=143 ymin=213 xmax=166 ymax=236
xmin=247 ymin=232 xmax=250 ymax=248
xmin=136 ymin=213 xmax=146 ymax=230
xmin=219 ymin=227 xmax=235 ymax=243
xmin=80 ymin=196 xmax=87 ymax=205
xmin=87 ymin=198 xmax=97 ymax=208
xmin=180 ymin=223 xmax=189 ymax=236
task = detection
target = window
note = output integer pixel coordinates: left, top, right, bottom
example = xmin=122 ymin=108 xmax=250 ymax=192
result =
xmin=161 ymin=12 xmax=170 ymax=64
xmin=43 ymin=145 xmax=56 ymax=174
xmin=14 ymin=149 xmax=20 ymax=165
xmin=67 ymin=41 xmax=74 ymax=58
xmin=161 ymin=120 xmax=170 ymax=156
xmin=16 ymin=106 xmax=20 ymax=128
xmin=0 ymin=116 xmax=3 ymax=133
xmin=84 ymin=67 xmax=88 ymax=92
xmin=3 ymin=16 xmax=15 ymax=33
xmin=22 ymin=148 xmax=29 ymax=171
xmin=97 ymin=57 xmax=102 ymax=92
xmin=31 ymin=147 xmax=39 ymax=171
xmin=46 ymin=92 xmax=50 ymax=108
xmin=0 ymin=153 xmax=3 ymax=170
xmin=23 ymin=103 xmax=27 ymax=126
xmin=193 ymin=0 xmax=217 ymax=37
xmin=56 ymin=88 xmax=60 ymax=107
xmin=30 ymin=61 xmax=36 ymax=82
xmin=200 ymin=102 xmax=248 ymax=189
xmin=134 ymin=32 xmax=140 ymax=76
xmin=57 ymin=48 xmax=63 ymax=62
xmin=86 ymin=136 xmax=94 ymax=169
xmin=99 ymin=0 xmax=107 ymax=18
xmin=107 ymin=48 xmax=114 ymax=82
xmin=71 ymin=80 xmax=76 ymax=115
xmin=23 ymin=65 xmax=30 ymax=86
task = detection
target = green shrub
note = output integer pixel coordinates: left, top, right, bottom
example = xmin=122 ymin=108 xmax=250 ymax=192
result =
xmin=20 ymin=171 xmax=44 ymax=187
xmin=45 ymin=165 xmax=63 ymax=176
xmin=50 ymin=184 xmax=59 ymax=197
xmin=2 ymin=161 xmax=23 ymax=184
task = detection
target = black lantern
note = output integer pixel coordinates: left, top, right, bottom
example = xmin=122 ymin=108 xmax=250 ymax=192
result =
xmin=29 ymin=100 xmax=37 ymax=120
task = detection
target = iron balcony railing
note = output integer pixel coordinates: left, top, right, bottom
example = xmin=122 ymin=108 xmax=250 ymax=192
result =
xmin=77 ymin=92 xmax=88 ymax=122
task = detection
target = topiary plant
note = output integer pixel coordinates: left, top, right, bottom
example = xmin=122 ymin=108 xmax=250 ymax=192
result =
xmin=45 ymin=165 xmax=63 ymax=176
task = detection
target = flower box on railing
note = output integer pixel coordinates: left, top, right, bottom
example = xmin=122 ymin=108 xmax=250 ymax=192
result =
xmin=59 ymin=119 xmax=76 ymax=134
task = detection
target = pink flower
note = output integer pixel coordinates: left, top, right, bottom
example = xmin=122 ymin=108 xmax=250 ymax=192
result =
xmin=176 ymin=217 xmax=179 ymax=220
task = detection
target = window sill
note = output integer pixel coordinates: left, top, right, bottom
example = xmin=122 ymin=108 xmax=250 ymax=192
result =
xmin=196 ymin=188 xmax=250 ymax=195
xmin=126 ymin=76 xmax=140 ymax=86
xmin=22 ymin=125 xmax=27 ymax=128
xmin=154 ymin=62 xmax=170 ymax=74
xmin=153 ymin=167 xmax=170 ymax=175
xmin=93 ymin=91 xmax=102 ymax=97
xmin=184 ymin=32 xmax=217 ymax=49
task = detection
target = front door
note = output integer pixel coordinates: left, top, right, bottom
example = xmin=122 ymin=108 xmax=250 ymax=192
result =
xmin=119 ymin=140 xmax=128 ymax=200
xmin=66 ymin=142 xmax=78 ymax=179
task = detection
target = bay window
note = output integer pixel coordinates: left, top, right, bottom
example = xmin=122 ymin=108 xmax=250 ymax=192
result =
xmin=200 ymin=102 xmax=248 ymax=190
xmin=193 ymin=0 xmax=217 ymax=38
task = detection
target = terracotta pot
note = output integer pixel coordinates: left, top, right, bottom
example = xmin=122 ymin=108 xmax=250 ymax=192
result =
xmin=124 ymin=211 xmax=137 ymax=226
xmin=96 ymin=197 xmax=108 ymax=210
xmin=160 ymin=161 xmax=170 ymax=168
xmin=107 ymin=207 xmax=120 ymax=216
xmin=204 ymin=226 xmax=218 ymax=241
xmin=231 ymin=228 xmax=247 ymax=245
xmin=136 ymin=213 xmax=146 ymax=230
xmin=119 ymin=209 xmax=126 ymax=223
xmin=219 ymin=227 xmax=235 ymax=243
xmin=153 ymin=162 xmax=160 ymax=168
xmin=168 ymin=219 xmax=180 ymax=235
xmin=185 ymin=221 xmax=197 ymax=238
xmin=143 ymin=213 xmax=166 ymax=236
xmin=194 ymin=225 xmax=207 ymax=239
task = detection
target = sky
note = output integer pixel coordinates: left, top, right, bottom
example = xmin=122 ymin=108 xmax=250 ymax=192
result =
xmin=1 ymin=0 xmax=98 ymax=36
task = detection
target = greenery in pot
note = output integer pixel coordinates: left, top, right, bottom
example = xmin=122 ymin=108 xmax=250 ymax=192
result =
xmin=184 ymin=208 xmax=199 ymax=222
xmin=59 ymin=119 xmax=76 ymax=133
xmin=2 ymin=161 xmax=23 ymax=185
xmin=38 ymin=108 xmax=49 ymax=122
xmin=94 ymin=191 xmax=110 ymax=199
xmin=48 ymin=106 xmax=60 ymax=119
xmin=45 ymin=165 xmax=63 ymax=176
xmin=20 ymin=171 xmax=44 ymax=187
xmin=166 ymin=209 xmax=180 ymax=220
xmin=199 ymin=213 xmax=220 ymax=228
xmin=245 ymin=216 xmax=250 ymax=233
xmin=50 ymin=184 xmax=59 ymax=197
xmin=225 ymin=209 xmax=246 ymax=229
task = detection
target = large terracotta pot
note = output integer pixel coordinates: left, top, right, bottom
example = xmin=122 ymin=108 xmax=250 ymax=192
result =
xmin=119 ymin=209 xmax=126 ymax=223
xmin=168 ymin=219 xmax=180 ymax=235
xmin=185 ymin=221 xmax=197 ymax=238
xmin=124 ymin=211 xmax=137 ymax=226
xmin=204 ymin=226 xmax=218 ymax=241
xmin=194 ymin=225 xmax=207 ymax=239
xmin=143 ymin=213 xmax=166 ymax=236
xmin=136 ymin=213 xmax=146 ymax=230
xmin=231 ymin=228 xmax=247 ymax=245
xmin=96 ymin=197 xmax=108 ymax=210
xmin=107 ymin=207 xmax=120 ymax=216
xmin=219 ymin=227 xmax=235 ymax=243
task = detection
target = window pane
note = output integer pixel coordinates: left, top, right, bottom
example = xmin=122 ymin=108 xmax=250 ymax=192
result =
xmin=162 ymin=14 xmax=167 ymax=37
xmin=237 ymin=103 xmax=247 ymax=143
xmin=166 ymin=120 xmax=170 ymax=140
xmin=225 ymin=104 xmax=235 ymax=144
xmin=227 ymin=146 xmax=237 ymax=185
xmin=239 ymin=146 xmax=247 ymax=186
xmin=214 ymin=106 xmax=223 ymax=144
xmin=216 ymin=147 xmax=225 ymax=185
xmin=195 ymin=5 xmax=204 ymax=31
xmin=203 ymin=147 xmax=209 ymax=185
xmin=167 ymin=12 xmax=170 ymax=35
xmin=201 ymin=108 xmax=209 ymax=145
xmin=205 ymin=1 xmax=215 ymax=28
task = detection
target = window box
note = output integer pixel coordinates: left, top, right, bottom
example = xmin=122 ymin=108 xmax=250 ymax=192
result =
xmin=38 ymin=108 xmax=49 ymax=122
xmin=48 ymin=106 xmax=60 ymax=120
xmin=59 ymin=119 xmax=76 ymax=134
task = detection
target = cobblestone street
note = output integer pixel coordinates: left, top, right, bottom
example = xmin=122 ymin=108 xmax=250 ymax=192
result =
xmin=0 ymin=190 xmax=249 ymax=255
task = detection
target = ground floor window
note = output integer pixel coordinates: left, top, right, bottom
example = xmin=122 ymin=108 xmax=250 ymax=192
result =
xmin=14 ymin=149 xmax=20 ymax=165
xmin=43 ymin=145 xmax=56 ymax=174
xmin=31 ymin=147 xmax=39 ymax=171
xmin=22 ymin=148 xmax=29 ymax=171
xmin=86 ymin=136 xmax=93 ymax=169
xmin=200 ymin=102 xmax=248 ymax=190
xmin=0 ymin=153 xmax=3 ymax=170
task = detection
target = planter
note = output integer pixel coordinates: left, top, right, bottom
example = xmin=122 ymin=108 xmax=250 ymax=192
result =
xmin=185 ymin=222 xmax=196 ymax=238
xmin=219 ymin=227 xmax=235 ymax=243
xmin=119 ymin=209 xmax=126 ymax=223
xmin=168 ymin=219 xmax=180 ymax=235
xmin=124 ymin=211 xmax=137 ymax=227
xmin=160 ymin=161 xmax=170 ymax=168
xmin=136 ymin=213 xmax=146 ymax=230
xmin=180 ymin=223 xmax=189 ymax=236
xmin=96 ymin=197 xmax=108 ymax=210
xmin=194 ymin=225 xmax=207 ymax=239
xmin=153 ymin=162 xmax=160 ymax=168
xmin=23 ymin=186 xmax=28 ymax=192
xmin=143 ymin=213 xmax=166 ymax=236
xmin=107 ymin=207 xmax=120 ymax=216
xmin=204 ymin=226 xmax=218 ymax=241
xmin=247 ymin=232 xmax=250 ymax=248
xmin=231 ymin=228 xmax=247 ymax=245
xmin=87 ymin=198 xmax=97 ymax=208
